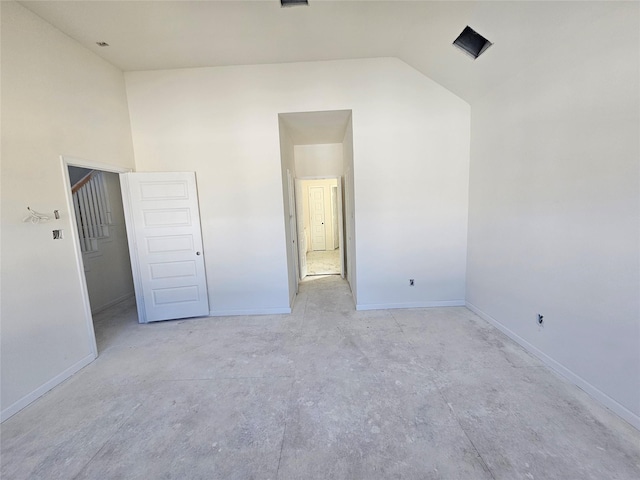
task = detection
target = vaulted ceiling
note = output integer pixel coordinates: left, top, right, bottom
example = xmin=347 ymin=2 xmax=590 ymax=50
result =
xmin=19 ymin=1 xmax=623 ymax=103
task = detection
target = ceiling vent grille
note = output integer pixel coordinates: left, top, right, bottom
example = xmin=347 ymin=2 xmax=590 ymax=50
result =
xmin=281 ymin=0 xmax=308 ymax=7
xmin=453 ymin=26 xmax=492 ymax=59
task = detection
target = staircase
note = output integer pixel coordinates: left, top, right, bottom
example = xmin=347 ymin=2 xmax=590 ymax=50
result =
xmin=71 ymin=170 xmax=112 ymax=253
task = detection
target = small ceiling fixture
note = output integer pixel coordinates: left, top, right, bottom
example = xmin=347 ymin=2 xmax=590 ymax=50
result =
xmin=453 ymin=26 xmax=492 ymax=60
xmin=96 ymin=41 xmax=109 ymax=47
xmin=281 ymin=0 xmax=308 ymax=7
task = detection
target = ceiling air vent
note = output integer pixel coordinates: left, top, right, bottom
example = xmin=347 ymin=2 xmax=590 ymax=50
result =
xmin=453 ymin=26 xmax=492 ymax=60
xmin=281 ymin=0 xmax=308 ymax=7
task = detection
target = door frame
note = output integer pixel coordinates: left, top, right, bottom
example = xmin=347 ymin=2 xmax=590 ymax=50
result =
xmin=336 ymin=179 xmax=345 ymax=278
xmin=295 ymin=176 xmax=345 ymax=278
xmin=60 ymin=155 xmax=133 ymax=357
xmin=294 ymin=178 xmax=307 ymax=282
xmin=332 ymin=186 xmax=339 ymax=250
xmin=286 ymin=170 xmax=300 ymax=292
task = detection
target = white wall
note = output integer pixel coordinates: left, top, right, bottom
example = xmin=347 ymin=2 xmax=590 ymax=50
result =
xmin=278 ymin=119 xmax=298 ymax=306
xmin=0 ymin=1 xmax=135 ymax=419
xmin=343 ymin=117 xmax=357 ymax=298
xmin=466 ymin=5 xmax=640 ymax=428
xmin=295 ymin=143 xmax=343 ymax=178
xmin=82 ymin=172 xmax=134 ymax=314
xmin=351 ymin=67 xmax=470 ymax=309
xmin=125 ymin=57 xmax=470 ymax=313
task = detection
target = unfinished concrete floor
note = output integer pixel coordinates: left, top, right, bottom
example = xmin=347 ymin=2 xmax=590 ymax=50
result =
xmin=306 ymin=249 xmax=341 ymax=275
xmin=2 ymin=276 xmax=639 ymax=479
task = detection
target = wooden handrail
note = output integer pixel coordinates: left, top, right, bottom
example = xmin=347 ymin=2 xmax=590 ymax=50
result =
xmin=71 ymin=170 xmax=95 ymax=194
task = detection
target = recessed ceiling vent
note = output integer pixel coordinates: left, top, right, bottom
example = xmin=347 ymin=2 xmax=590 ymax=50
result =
xmin=281 ymin=0 xmax=308 ymax=7
xmin=453 ymin=26 xmax=492 ymax=60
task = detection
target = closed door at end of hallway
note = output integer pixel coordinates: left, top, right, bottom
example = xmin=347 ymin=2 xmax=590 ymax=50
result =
xmin=310 ymin=186 xmax=326 ymax=251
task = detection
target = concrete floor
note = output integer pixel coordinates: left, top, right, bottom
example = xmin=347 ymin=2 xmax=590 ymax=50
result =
xmin=306 ymin=249 xmax=341 ymax=275
xmin=2 ymin=276 xmax=639 ymax=480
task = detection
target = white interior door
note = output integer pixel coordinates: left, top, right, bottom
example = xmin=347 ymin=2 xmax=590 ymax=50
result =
xmin=120 ymin=172 xmax=209 ymax=323
xmin=295 ymin=179 xmax=307 ymax=280
xmin=337 ymin=179 xmax=345 ymax=278
xmin=309 ymin=186 xmax=326 ymax=251
xmin=287 ymin=170 xmax=299 ymax=292
xmin=331 ymin=186 xmax=339 ymax=250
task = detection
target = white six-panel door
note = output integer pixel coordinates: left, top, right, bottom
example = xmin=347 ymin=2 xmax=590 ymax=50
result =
xmin=120 ymin=172 xmax=209 ymax=323
xmin=309 ymin=186 xmax=327 ymax=251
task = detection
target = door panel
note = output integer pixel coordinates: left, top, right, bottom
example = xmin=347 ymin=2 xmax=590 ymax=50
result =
xmin=143 ymin=208 xmax=191 ymax=226
xmin=121 ymin=172 xmax=209 ymax=323
xmin=310 ymin=186 xmax=326 ymax=251
xmin=147 ymin=235 xmax=194 ymax=253
xmin=295 ymin=179 xmax=307 ymax=280
xmin=149 ymin=261 xmax=197 ymax=279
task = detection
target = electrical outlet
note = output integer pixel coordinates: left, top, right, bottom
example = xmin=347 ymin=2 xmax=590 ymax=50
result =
xmin=409 ymin=279 xmax=415 ymax=286
xmin=537 ymin=314 xmax=544 ymax=325
xmin=52 ymin=229 xmax=63 ymax=240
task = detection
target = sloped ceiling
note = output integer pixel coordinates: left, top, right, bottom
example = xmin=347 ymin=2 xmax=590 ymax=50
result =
xmin=18 ymin=0 xmax=624 ymax=103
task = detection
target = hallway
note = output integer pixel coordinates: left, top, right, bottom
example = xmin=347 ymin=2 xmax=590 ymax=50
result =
xmin=2 ymin=276 xmax=639 ymax=479
xmin=306 ymin=249 xmax=340 ymax=275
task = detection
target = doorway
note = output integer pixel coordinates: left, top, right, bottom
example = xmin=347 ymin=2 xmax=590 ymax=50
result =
xmin=62 ymin=156 xmax=134 ymax=355
xmin=300 ymin=178 xmax=341 ymax=276
xmin=278 ymin=109 xmax=357 ymax=306
xmin=64 ymin=159 xmax=212 ymax=357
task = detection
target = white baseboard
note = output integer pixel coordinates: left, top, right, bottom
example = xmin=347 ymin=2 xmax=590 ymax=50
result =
xmin=466 ymin=302 xmax=640 ymax=431
xmin=91 ymin=292 xmax=134 ymax=315
xmin=1 ymin=353 xmax=96 ymax=422
xmin=356 ymin=300 xmax=465 ymax=311
xmin=209 ymin=306 xmax=292 ymax=317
